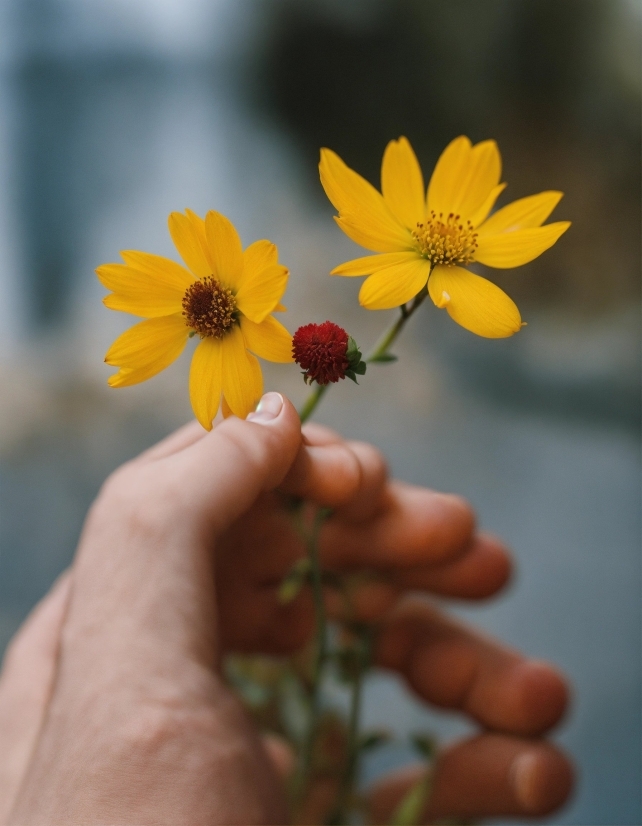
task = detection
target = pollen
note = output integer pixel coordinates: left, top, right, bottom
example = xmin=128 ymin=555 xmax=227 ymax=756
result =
xmin=182 ymin=277 xmax=237 ymax=338
xmin=413 ymin=211 xmax=478 ymax=267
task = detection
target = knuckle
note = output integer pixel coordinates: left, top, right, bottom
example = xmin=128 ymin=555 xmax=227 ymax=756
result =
xmin=324 ymin=445 xmax=362 ymax=503
xmin=438 ymin=493 xmax=476 ymax=537
xmin=216 ymin=422 xmax=270 ymax=477
xmin=110 ymin=702 xmax=214 ymax=764
xmin=348 ymin=440 xmax=389 ymax=484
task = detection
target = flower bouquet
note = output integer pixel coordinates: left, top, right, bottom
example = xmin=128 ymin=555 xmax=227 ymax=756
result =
xmin=98 ymin=135 xmax=568 ymax=824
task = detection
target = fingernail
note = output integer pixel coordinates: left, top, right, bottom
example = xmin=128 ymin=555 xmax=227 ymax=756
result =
xmin=246 ymin=392 xmax=284 ymax=423
xmin=511 ymin=752 xmax=540 ymax=812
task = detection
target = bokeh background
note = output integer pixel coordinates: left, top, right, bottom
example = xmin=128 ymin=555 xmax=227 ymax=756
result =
xmin=0 ymin=1 xmax=639 ymax=822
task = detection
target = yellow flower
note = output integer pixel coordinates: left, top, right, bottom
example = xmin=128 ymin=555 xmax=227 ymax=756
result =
xmin=98 ymin=209 xmax=293 ymax=429
xmin=320 ymin=136 xmax=570 ymax=338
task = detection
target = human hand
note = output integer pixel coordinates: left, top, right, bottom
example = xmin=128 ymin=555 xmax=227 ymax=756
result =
xmin=0 ymin=393 xmax=573 ymax=823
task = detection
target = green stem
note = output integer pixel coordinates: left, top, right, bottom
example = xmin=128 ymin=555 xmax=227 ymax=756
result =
xmin=297 ymin=286 xmax=428 ymax=423
xmin=328 ymin=629 xmax=371 ymax=825
xmin=299 ymin=382 xmax=328 ymax=424
xmin=293 ymin=506 xmax=330 ymax=806
xmin=292 ymin=288 xmax=428 ymax=820
xmin=366 ymin=286 xmax=428 ymax=363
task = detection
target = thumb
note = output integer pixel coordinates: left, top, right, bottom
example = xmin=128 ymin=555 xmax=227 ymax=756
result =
xmin=167 ymin=392 xmax=302 ymax=533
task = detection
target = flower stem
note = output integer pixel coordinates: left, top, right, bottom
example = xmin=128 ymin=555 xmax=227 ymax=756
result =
xmin=328 ymin=628 xmax=371 ymax=825
xmin=293 ymin=506 xmax=330 ymax=807
xmin=366 ymin=286 xmax=428 ymax=364
xmin=299 ymin=382 xmax=328 ymax=424
xmin=297 ymin=286 xmax=428 ymax=423
xmin=292 ymin=287 xmax=429 ymax=820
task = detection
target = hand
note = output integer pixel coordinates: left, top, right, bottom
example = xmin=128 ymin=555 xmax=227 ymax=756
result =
xmin=0 ymin=393 xmax=573 ymax=824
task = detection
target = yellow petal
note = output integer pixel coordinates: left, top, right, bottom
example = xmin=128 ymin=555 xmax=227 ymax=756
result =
xmin=477 ymin=191 xmax=563 ymax=235
xmin=426 ymin=136 xmax=472 ymax=217
xmin=427 ymin=137 xmax=501 ymax=221
xmin=243 ymin=239 xmax=278 ymax=279
xmin=97 ymin=256 xmax=191 ymax=318
xmin=184 ymin=209 xmax=216 ymax=273
xmin=334 ymin=215 xmax=414 ymax=254
xmin=331 ymin=251 xmax=419 ymax=276
xmin=205 ymin=210 xmax=244 ymax=290
xmin=319 ymin=149 xmax=412 ymax=252
xmin=221 ymin=325 xmax=263 ymax=418
xmin=236 ymin=264 xmax=288 ymax=324
xmin=468 ymin=183 xmax=506 ymax=228
xmin=168 ymin=211 xmax=213 ymax=279
xmin=475 ymin=222 xmax=570 ymax=268
xmin=359 ymin=256 xmax=430 ymax=310
xmin=241 ymin=315 xmax=293 ymax=363
xmin=184 ymin=208 xmax=207 ymax=240
xmin=381 ymin=137 xmax=425 ymax=229
xmin=105 ymin=314 xmax=188 ymax=385
xmin=455 ymin=140 xmax=502 ymax=218
xmin=274 ymin=302 xmax=287 ymax=312
xmin=102 ymin=293 xmax=181 ymax=318
xmin=428 ymin=265 xmax=521 ymax=338
xmin=119 ymin=251 xmax=196 ymax=288
xmin=189 ymin=336 xmax=223 ymax=430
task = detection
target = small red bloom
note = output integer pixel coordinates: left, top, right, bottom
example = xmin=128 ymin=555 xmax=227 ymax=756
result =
xmin=292 ymin=321 xmax=351 ymax=385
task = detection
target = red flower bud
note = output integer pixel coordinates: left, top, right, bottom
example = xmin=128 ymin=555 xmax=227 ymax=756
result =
xmin=292 ymin=321 xmax=351 ymax=385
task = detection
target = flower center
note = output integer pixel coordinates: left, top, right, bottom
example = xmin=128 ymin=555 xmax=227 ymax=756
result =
xmin=182 ymin=277 xmax=237 ymax=338
xmin=412 ymin=211 xmax=478 ymax=267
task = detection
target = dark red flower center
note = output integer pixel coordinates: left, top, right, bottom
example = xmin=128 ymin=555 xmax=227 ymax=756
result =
xmin=292 ymin=321 xmax=350 ymax=385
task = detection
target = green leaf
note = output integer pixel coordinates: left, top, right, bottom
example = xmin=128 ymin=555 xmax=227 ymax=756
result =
xmin=389 ymin=772 xmax=432 ymax=826
xmin=359 ymin=730 xmax=391 ymax=752
xmin=370 ymin=352 xmax=398 ymax=363
xmin=353 ymin=361 xmax=367 ymax=375
xmin=277 ymin=576 xmax=304 ymax=604
xmin=345 ymin=369 xmax=359 ymax=384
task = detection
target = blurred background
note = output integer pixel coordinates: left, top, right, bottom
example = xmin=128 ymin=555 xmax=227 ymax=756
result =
xmin=0 ymin=0 xmax=639 ymax=822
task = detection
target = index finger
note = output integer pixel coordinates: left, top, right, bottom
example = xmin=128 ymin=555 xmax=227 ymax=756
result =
xmin=279 ymin=434 xmax=388 ymax=513
xmin=320 ymin=481 xmax=476 ymax=568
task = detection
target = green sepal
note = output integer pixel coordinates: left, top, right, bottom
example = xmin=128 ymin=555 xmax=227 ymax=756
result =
xmin=346 ymin=335 xmax=361 ymax=361
xmin=345 ymin=335 xmax=367 ymax=382
xmin=370 ymin=352 xmax=397 ymax=363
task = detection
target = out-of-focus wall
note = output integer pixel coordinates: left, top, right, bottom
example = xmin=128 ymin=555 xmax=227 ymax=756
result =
xmin=0 ymin=1 xmax=639 ymax=823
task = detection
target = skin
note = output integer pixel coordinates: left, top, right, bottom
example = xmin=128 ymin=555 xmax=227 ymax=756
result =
xmin=0 ymin=393 xmax=573 ymax=824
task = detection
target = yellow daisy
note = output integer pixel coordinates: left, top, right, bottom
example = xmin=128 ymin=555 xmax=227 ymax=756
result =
xmin=98 ymin=209 xmax=293 ymax=429
xmin=320 ymin=136 xmax=570 ymax=338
